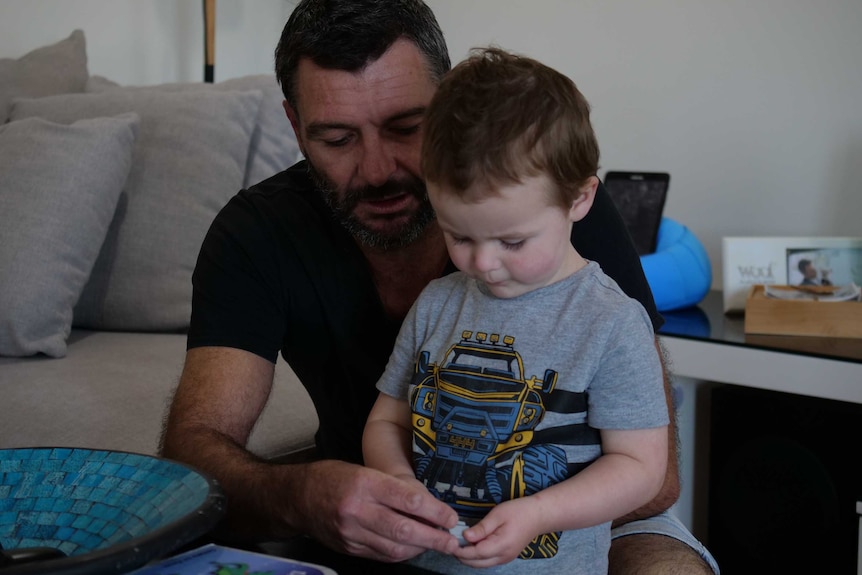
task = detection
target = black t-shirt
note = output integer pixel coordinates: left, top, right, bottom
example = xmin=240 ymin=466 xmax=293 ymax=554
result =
xmin=188 ymin=161 xmax=661 ymax=464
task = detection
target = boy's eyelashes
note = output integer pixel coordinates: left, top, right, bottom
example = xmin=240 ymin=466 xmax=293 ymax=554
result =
xmin=449 ymin=236 xmax=526 ymax=251
xmin=501 ymin=239 xmax=526 ymax=250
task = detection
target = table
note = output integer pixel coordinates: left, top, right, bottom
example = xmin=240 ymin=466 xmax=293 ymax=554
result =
xmin=658 ymin=291 xmax=862 ymax=405
xmin=658 ymin=291 xmax=862 ymax=573
xmin=251 ymin=537 xmax=439 ymax=575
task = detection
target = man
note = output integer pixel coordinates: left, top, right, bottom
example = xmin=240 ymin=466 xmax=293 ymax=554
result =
xmin=798 ymin=258 xmax=831 ymax=286
xmin=161 ymin=1 xmax=718 ymax=573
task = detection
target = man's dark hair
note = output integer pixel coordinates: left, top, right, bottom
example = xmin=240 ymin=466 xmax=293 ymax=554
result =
xmin=798 ymin=258 xmax=812 ymax=274
xmin=275 ymin=0 xmax=451 ymax=111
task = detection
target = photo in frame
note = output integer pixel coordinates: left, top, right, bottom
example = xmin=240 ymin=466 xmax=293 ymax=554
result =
xmin=722 ymin=237 xmax=862 ymax=313
xmin=786 ymin=247 xmax=862 ymax=287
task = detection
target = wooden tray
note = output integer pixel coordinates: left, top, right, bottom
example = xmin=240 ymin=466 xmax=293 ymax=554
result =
xmin=744 ymin=285 xmax=862 ymax=338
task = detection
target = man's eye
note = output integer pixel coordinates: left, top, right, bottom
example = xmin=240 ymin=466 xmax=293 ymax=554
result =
xmin=318 ymin=132 xmax=354 ymax=147
xmin=323 ymin=136 xmax=351 ymax=147
xmin=391 ymin=124 xmax=421 ymax=137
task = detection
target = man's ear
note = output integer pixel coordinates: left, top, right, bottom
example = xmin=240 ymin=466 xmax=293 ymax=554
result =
xmin=568 ymin=176 xmax=598 ymax=223
xmin=283 ymin=100 xmax=306 ymax=154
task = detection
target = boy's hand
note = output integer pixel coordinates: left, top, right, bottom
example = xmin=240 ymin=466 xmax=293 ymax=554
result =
xmin=452 ymin=499 xmax=541 ymax=567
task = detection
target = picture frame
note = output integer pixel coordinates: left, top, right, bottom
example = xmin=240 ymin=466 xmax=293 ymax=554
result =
xmin=722 ymin=237 xmax=862 ymax=313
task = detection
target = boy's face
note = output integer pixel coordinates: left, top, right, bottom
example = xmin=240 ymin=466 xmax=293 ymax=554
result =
xmin=428 ymin=175 xmax=596 ymax=299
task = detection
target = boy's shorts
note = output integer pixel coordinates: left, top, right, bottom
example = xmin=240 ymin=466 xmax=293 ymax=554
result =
xmin=610 ymin=510 xmax=720 ymax=574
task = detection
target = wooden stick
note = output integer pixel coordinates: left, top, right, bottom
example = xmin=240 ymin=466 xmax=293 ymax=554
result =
xmin=204 ymin=0 xmax=215 ymax=82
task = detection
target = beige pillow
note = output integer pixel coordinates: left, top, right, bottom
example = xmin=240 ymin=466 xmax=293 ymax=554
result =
xmin=0 ymin=30 xmax=88 ymax=122
xmin=10 ymin=88 xmax=262 ymax=331
xmin=0 ymin=114 xmax=139 ymax=357
xmin=88 ymin=74 xmax=301 ymax=189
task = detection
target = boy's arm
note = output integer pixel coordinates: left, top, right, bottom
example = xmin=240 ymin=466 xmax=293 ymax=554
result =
xmin=528 ymin=425 xmax=668 ymax=532
xmin=468 ymin=425 xmax=667 ymax=539
xmin=544 ymin=425 xmax=669 ymax=529
xmin=614 ymin=338 xmax=680 ymax=526
xmin=363 ymin=393 xmax=416 ymax=481
xmin=454 ymin=425 xmax=668 ymax=567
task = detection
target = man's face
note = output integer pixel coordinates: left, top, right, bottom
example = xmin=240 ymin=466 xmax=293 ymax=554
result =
xmin=285 ymin=39 xmax=438 ymax=250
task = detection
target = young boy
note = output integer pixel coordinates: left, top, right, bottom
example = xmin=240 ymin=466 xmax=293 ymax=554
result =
xmin=362 ymin=47 xmax=669 ymax=574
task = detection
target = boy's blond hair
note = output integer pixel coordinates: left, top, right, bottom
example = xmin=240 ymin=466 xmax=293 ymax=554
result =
xmin=422 ymin=47 xmax=599 ymax=208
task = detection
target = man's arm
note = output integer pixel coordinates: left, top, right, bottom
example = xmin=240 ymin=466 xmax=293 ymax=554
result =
xmin=160 ymin=346 xmax=458 ymax=561
xmin=612 ymin=338 xmax=680 ymax=527
xmin=607 ymin=361 xmax=714 ymax=573
xmin=161 ymin=346 xmax=289 ymax=537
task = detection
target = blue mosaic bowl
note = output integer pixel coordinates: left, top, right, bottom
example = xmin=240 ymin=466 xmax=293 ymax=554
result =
xmin=0 ymin=448 xmax=225 ymax=574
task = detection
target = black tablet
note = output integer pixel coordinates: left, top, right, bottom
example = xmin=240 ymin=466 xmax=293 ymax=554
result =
xmin=604 ymin=171 xmax=670 ymax=256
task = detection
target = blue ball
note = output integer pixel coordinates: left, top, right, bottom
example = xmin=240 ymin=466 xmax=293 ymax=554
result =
xmin=640 ymin=218 xmax=712 ymax=312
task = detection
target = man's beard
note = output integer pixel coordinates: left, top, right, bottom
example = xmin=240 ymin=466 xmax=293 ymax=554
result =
xmin=307 ymin=160 xmax=435 ymax=251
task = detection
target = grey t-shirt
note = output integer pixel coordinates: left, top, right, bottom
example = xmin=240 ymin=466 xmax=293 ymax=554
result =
xmin=377 ymin=262 xmax=668 ymax=575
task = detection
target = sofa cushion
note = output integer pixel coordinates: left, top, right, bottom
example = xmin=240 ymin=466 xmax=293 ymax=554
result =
xmin=10 ymin=88 xmax=262 ymax=332
xmin=88 ymin=74 xmax=302 ymax=190
xmin=0 ymin=331 xmax=318 ymax=459
xmin=209 ymin=75 xmax=302 ymax=188
xmin=86 ymin=74 xmax=120 ymax=92
xmin=0 ymin=30 xmax=88 ymax=122
xmin=0 ymin=114 xmax=139 ymax=358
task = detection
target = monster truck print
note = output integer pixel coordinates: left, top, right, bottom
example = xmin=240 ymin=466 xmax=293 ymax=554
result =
xmin=410 ymin=331 xmax=569 ymax=559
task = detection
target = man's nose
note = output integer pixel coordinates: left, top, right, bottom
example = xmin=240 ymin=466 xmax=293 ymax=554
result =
xmin=358 ymin=135 xmax=396 ymax=187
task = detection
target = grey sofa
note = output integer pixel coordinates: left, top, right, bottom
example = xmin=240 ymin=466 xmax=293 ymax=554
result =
xmin=0 ymin=31 xmax=317 ymax=461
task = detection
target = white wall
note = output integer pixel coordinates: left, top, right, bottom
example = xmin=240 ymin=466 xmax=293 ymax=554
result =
xmin=0 ymin=0 xmax=290 ymax=85
xmin=427 ymin=0 xmax=862 ymax=289
xmin=3 ymin=0 xmax=861 ymax=285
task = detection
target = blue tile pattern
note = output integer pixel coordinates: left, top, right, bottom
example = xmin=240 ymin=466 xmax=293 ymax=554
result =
xmin=0 ymin=448 xmax=211 ymax=557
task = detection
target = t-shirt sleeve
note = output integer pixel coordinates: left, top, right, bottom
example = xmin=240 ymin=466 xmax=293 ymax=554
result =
xmin=586 ymin=303 xmax=669 ymax=430
xmin=572 ymin=180 xmax=663 ymax=331
xmin=187 ymin=192 xmax=285 ymax=364
xmin=375 ymin=298 xmax=422 ymax=401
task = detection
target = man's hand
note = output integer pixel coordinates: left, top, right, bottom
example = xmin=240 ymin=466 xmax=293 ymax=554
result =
xmin=163 ymin=348 xmax=457 ymax=560
xmin=294 ymin=459 xmax=460 ymax=562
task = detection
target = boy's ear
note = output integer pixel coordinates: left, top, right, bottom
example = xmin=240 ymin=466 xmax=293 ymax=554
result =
xmin=283 ymin=100 xmax=306 ymax=155
xmin=568 ymin=176 xmax=599 ymax=223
